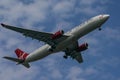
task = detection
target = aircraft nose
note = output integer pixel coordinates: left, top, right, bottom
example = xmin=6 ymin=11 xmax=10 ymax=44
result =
xmin=103 ymin=14 xmax=110 ymax=20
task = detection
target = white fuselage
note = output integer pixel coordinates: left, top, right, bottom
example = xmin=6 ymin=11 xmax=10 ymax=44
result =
xmin=25 ymin=14 xmax=109 ymax=63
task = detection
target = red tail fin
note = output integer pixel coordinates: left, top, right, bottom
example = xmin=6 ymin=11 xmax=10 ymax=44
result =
xmin=15 ymin=48 xmax=29 ymax=60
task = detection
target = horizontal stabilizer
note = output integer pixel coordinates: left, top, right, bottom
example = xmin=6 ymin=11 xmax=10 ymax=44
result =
xmin=3 ymin=56 xmax=23 ymax=62
xmin=22 ymin=62 xmax=30 ymax=68
xmin=3 ymin=56 xmax=30 ymax=68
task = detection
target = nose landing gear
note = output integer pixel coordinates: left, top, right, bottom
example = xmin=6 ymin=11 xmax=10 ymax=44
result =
xmin=98 ymin=27 xmax=102 ymax=31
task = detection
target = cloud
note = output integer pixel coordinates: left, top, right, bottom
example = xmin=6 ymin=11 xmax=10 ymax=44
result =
xmin=52 ymin=0 xmax=76 ymax=19
xmin=51 ymin=69 xmax=63 ymax=79
xmin=0 ymin=0 xmax=52 ymax=28
xmin=103 ymin=27 xmax=120 ymax=41
xmin=0 ymin=0 xmax=109 ymax=29
xmin=0 ymin=64 xmax=39 ymax=80
xmin=66 ymin=66 xmax=84 ymax=80
xmin=74 ymin=0 xmax=109 ymax=16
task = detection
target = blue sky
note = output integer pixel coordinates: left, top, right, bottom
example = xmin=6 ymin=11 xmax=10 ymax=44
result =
xmin=0 ymin=0 xmax=120 ymax=80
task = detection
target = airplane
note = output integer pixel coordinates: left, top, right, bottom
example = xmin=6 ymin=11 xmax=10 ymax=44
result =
xmin=1 ymin=14 xmax=110 ymax=68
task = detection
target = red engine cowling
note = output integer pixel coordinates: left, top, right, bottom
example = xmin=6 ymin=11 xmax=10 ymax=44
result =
xmin=77 ymin=43 xmax=88 ymax=52
xmin=51 ymin=30 xmax=64 ymax=39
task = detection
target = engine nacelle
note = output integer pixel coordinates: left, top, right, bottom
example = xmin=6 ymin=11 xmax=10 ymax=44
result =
xmin=51 ymin=30 xmax=64 ymax=39
xmin=77 ymin=43 xmax=88 ymax=52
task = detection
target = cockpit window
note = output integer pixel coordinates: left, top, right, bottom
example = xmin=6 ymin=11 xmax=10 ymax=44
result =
xmin=99 ymin=15 xmax=103 ymax=19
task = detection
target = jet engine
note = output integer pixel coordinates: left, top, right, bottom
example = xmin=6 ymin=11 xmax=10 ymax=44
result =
xmin=51 ymin=30 xmax=64 ymax=39
xmin=77 ymin=43 xmax=88 ymax=52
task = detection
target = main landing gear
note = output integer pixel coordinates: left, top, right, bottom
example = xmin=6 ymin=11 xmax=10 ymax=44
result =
xmin=48 ymin=45 xmax=56 ymax=52
xmin=63 ymin=55 xmax=68 ymax=59
xmin=49 ymin=48 xmax=54 ymax=52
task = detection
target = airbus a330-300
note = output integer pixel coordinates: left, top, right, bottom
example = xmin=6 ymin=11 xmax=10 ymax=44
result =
xmin=1 ymin=14 xmax=109 ymax=68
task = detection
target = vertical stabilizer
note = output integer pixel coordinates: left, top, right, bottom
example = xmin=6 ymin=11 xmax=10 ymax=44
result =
xmin=15 ymin=48 xmax=29 ymax=60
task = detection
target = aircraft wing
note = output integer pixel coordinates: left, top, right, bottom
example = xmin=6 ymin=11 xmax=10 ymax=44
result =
xmin=1 ymin=23 xmax=69 ymax=46
xmin=64 ymin=41 xmax=83 ymax=63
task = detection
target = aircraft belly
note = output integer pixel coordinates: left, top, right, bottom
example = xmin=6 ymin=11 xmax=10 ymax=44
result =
xmin=26 ymin=45 xmax=52 ymax=62
xmin=73 ymin=20 xmax=101 ymax=39
xmin=55 ymin=36 xmax=76 ymax=51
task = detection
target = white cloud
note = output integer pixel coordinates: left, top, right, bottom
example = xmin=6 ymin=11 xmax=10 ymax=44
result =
xmin=51 ymin=69 xmax=63 ymax=79
xmin=80 ymin=0 xmax=97 ymax=5
xmin=66 ymin=66 xmax=83 ymax=80
xmin=84 ymin=67 xmax=98 ymax=76
xmin=103 ymin=27 xmax=120 ymax=41
xmin=52 ymin=21 xmax=73 ymax=32
xmin=0 ymin=65 xmax=39 ymax=80
xmin=0 ymin=0 xmax=55 ymax=28
xmin=0 ymin=0 xmax=109 ymax=29
xmin=53 ymin=0 xmax=76 ymax=19
xmin=75 ymin=0 xmax=109 ymax=15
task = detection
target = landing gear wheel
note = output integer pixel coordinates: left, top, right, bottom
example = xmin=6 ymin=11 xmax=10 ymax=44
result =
xmin=49 ymin=48 xmax=53 ymax=52
xmin=51 ymin=45 xmax=56 ymax=49
xmin=49 ymin=45 xmax=56 ymax=52
xmin=98 ymin=28 xmax=102 ymax=31
xmin=63 ymin=55 xmax=68 ymax=59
